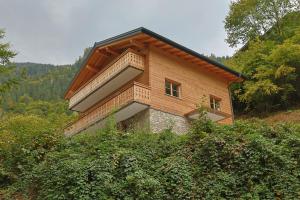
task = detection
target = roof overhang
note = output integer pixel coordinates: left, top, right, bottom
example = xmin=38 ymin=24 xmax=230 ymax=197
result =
xmin=65 ymin=27 xmax=245 ymax=99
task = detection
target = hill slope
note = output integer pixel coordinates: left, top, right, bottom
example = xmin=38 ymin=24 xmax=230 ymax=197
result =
xmin=1 ymin=48 xmax=91 ymax=111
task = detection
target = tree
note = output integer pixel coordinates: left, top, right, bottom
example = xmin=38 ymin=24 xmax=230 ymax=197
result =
xmin=226 ymin=29 xmax=300 ymax=112
xmin=0 ymin=29 xmax=17 ymax=96
xmin=224 ymin=0 xmax=300 ymax=47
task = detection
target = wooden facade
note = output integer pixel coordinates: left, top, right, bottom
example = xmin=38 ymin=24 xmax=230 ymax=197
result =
xmin=64 ymin=28 xmax=243 ymax=135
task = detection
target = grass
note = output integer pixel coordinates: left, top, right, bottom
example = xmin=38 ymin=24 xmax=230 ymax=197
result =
xmin=263 ymin=108 xmax=300 ymax=124
xmin=237 ymin=106 xmax=300 ymax=124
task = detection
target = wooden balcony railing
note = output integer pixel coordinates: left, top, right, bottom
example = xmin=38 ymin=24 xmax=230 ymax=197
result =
xmin=64 ymin=82 xmax=150 ymax=136
xmin=69 ymin=50 xmax=145 ymax=109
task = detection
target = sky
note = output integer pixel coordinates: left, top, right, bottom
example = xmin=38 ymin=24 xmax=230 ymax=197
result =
xmin=0 ymin=0 xmax=236 ymax=65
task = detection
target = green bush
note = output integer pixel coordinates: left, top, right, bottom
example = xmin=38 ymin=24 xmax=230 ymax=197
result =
xmin=0 ymin=115 xmax=300 ymax=199
xmin=0 ymin=115 xmax=62 ymax=189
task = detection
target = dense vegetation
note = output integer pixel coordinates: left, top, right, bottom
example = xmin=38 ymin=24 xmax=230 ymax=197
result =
xmin=1 ymin=114 xmax=300 ymax=199
xmin=225 ymin=8 xmax=300 ymax=113
xmin=1 ymin=56 xmax=84 ymax=110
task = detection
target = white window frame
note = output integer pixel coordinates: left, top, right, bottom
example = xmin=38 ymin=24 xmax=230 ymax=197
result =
xmin=165 ymin=79 xmax=180 ymax=98
xmin=210 ymin=95 xmax=221 ymax=111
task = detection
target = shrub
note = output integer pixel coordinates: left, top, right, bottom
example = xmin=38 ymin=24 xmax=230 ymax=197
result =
xmin=0 ymin=115 xmax=61 ymax=188
xmin=0 ymin=115 xmax=299 ymax=199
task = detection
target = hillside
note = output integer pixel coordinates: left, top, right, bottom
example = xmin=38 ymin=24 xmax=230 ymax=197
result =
xmin=264 ymin=108 xmax=300 ymax=124
xmin=237 ymin=106 xmax=300 ymax=124
xmin=0 ymin=48 xmax=91 ymax=112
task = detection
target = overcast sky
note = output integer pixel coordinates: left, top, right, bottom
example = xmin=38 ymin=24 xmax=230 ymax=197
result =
xmin=0 ymin=0 xmax=236 ymax=65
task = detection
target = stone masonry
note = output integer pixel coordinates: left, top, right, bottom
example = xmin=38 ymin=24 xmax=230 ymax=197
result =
xmin=149 ymin=109 xmax=190 ymax=134
xmin=120 ymin=108 xmax=190 ymax=134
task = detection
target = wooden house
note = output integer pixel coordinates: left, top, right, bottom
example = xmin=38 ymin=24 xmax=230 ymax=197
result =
xmin=64 ymin=28 xmax=244 ymax=136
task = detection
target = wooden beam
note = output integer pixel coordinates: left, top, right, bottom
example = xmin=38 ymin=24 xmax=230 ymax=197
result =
xmin=117 ymin=41 xmax=134 ymax=49
xmin=182 ymin=55 xmax=193 ymax=59
xmin=86 ymin=65 xmax=98 ymax=73
xmin=105 ymin=47 xmax=119 ymax=56
xmin=185 ymin=57 xmax=199 ymax=62
xmin=151 ymin=41 xmax=164 ymax=46
xmin=96 ymin=49 xmax=109 ymax=57
xmin=197 ymin=61 xmax=207 ymax=65
xmin=130 ymin=39 xmax=145 ymax=49
xmin=173 ymin=51 xmax=186 ymax=56
xmin=168 ymin=49 xmax=180 ymax=53
xmin=155 ymin=43 xmax=167 ymax=48
xmin=204 ymin=67 xmax=221 ymax=73
xmin=144 ymin=38 xmax=157 ymax=43
xmin=161 ymin=45 xmax=173 ymax=50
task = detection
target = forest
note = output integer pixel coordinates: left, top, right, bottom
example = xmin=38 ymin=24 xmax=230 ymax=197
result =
xmin=0 ymin=0 xmax=300 ymax=199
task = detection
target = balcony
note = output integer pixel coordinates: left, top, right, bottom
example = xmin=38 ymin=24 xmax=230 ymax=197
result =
xmin=185 ymin=107 xmax=231 ymax=122
xmin=64 ymin=83 xmax=150 ymax=136
xmin=69 ymin=49 xmax=145 ymax=112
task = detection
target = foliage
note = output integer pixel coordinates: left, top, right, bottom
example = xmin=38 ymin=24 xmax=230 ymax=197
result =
xmin=208 ymin=54 xmax=230 ymax=64
xmin=0 ymin=29 xmax=17 ymax=98
xmin=0 ymin=100 xmax=75 ymax=192
xmin=0 ymin=47 xmax=92 ymax=111
xmin=224 ymin=2 xmax=300 ymax=113
xmin=0 ymin=115 xmax=62 ymax=189
xmin=226 ymin=26 xmax=300 ymax=112
xmin=224 ymin=0 xmax=300 ymax=47
xmin=0 ymin=114 xmax=299 ymax=199
xmin=1 ymin=63 xmax=76 ymax=107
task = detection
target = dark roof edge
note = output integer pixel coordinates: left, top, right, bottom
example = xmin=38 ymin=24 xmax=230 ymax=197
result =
xmin=94 ymin=27 xmax=144 ymax=47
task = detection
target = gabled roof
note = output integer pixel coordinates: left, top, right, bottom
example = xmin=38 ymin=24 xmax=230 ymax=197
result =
xmin=65 ymin=27 xmax=245 ymax=99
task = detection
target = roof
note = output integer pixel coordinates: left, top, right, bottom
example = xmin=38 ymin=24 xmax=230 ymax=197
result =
xmin=96 ymin=27 xmax=244 ymax=78
xmin=65 ymin=27 xmax=245 ymax=99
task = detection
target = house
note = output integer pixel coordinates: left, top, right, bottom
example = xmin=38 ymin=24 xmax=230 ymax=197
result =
xmin=64 ymin=27 xmax=244 ymax=136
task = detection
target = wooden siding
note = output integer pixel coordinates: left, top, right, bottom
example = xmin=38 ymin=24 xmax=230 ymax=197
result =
xmin=148 ymin=46 xmax=233 ymax=124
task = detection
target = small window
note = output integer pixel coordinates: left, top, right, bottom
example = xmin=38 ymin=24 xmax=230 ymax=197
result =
xmin=165 ymin=79 xmax=180 ymax=98
xmin=210 ymin=96 xmax=221 ymax=111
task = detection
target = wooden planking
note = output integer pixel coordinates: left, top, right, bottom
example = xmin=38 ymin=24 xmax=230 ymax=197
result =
xmin=143 ymin=36 xmax=239 ymax=84
xmin=86 ymin=65 xmax=98 ymax=73
xmin=148 ymin=46 xmax=233 ymax=124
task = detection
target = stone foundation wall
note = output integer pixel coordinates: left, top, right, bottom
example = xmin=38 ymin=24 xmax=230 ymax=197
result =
xmin=120 ymin=108 xmax=190 ymax=134
xmin=149 ymin=109 xmax=190 ymax=134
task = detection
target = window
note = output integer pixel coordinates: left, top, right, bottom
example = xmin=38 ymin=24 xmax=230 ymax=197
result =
xmin=165 ymin=81 xmax=171 ymax=95
xmin=210 ymin=96 xmax=221 ymax=111
xmin=165 ymin=79 xmax=180 ymax=98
